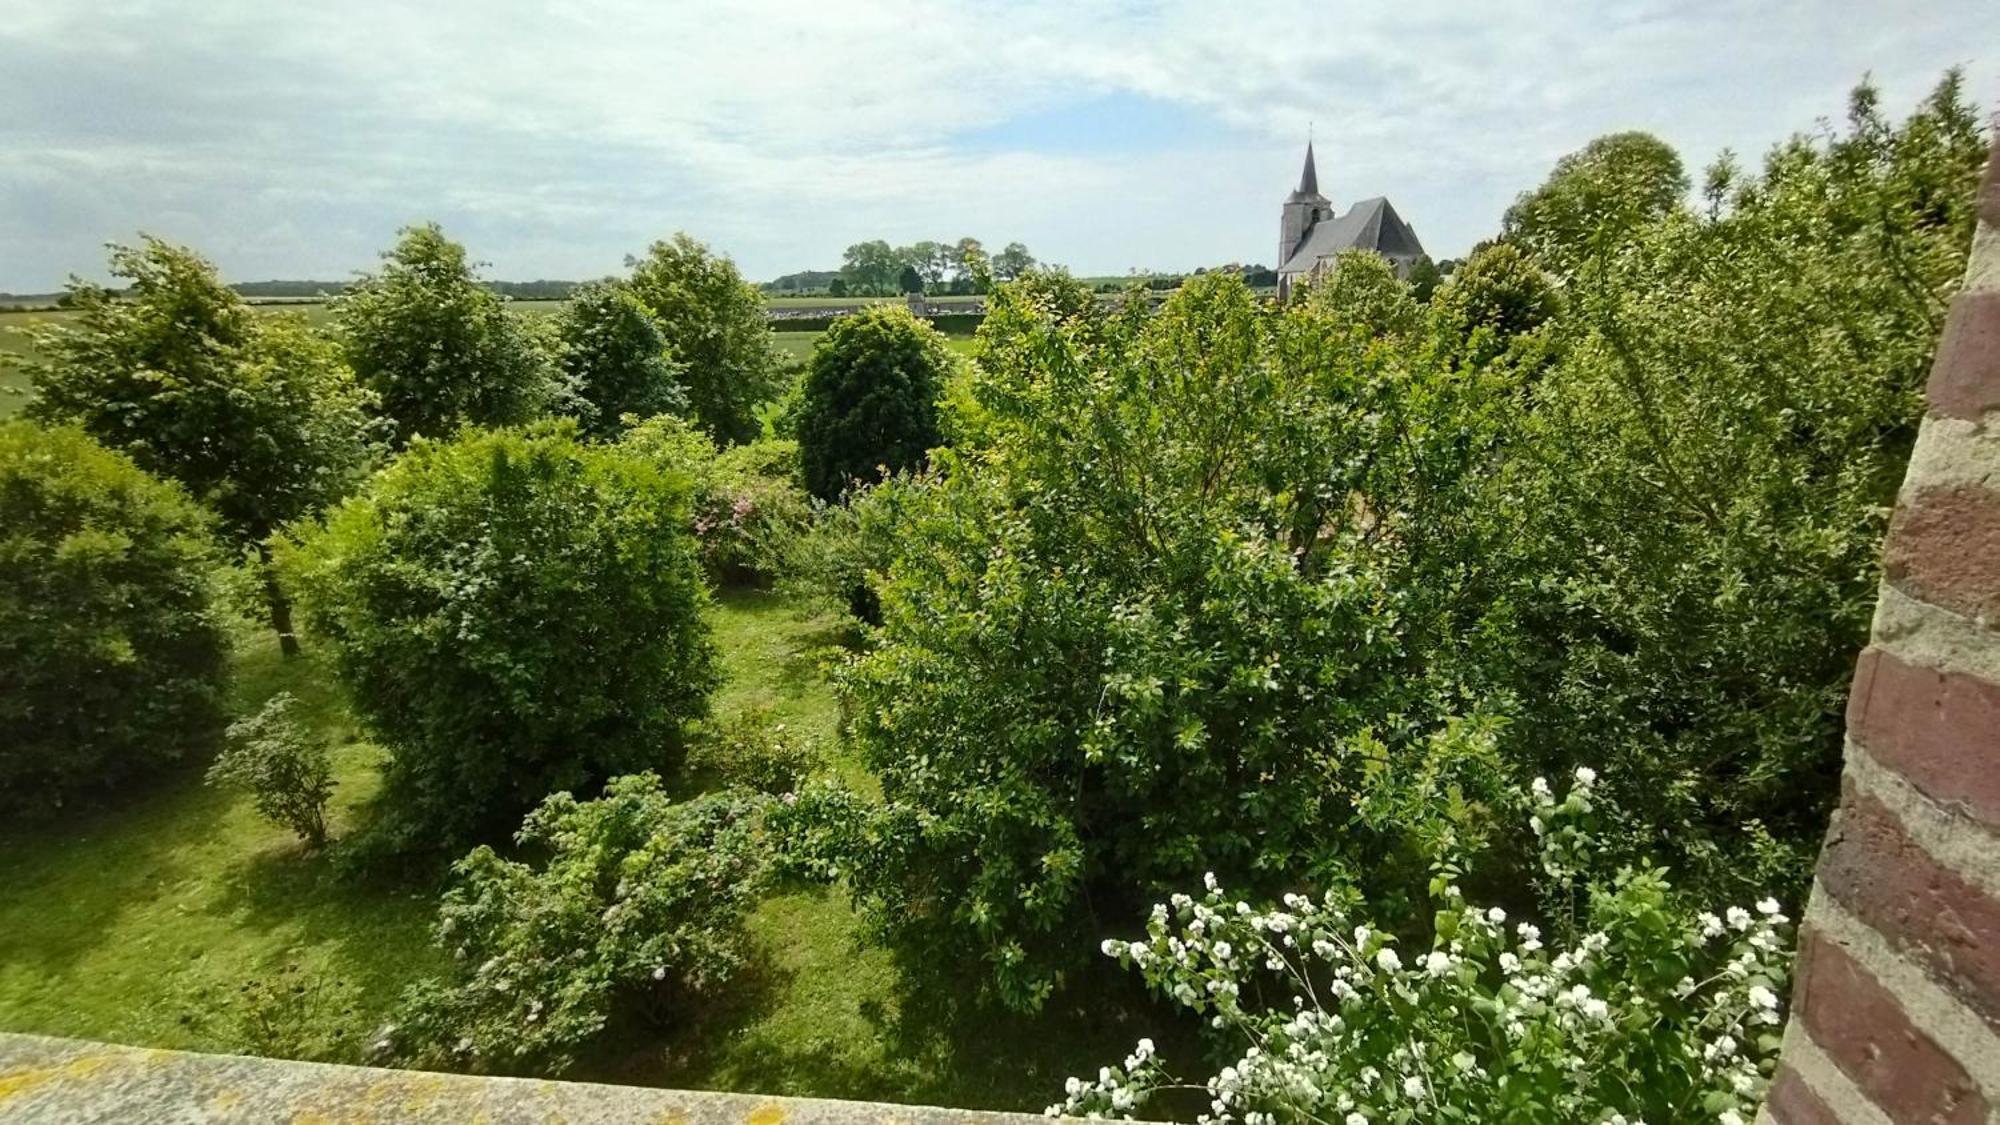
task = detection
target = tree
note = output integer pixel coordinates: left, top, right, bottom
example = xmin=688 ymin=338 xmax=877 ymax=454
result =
xmin=0 ymin=422 xmax=227 ymax=811
xmin=1302 ymin=249 xmax=1422 ymax=338
xmin=335 ymin=224 xmax=556 ymax=445
xmin=952 ymin=237 xmax=991 ymax=293
xmin=992 ymin=242 xmax=1036 ymax=280
xmin=1405 ymin=254 xmax=1444 ymax=302
xmin=1428 ymin=241 xmax=1562 ymax=367
xmin=903 ymin=241 xmax=949 ymax=290
xmin=25 ymin=237 xmax=379 ymax=655
xmin=840 ymin=240 xmax=900 ymax=296
xmin=827 ymin=277 xmax=849 ymax=298
xmin=795 ymin=306 xmax=951 ymax=502
xmin=277 ymin=422 xmax=719 ymax=850
xmin=207 ymin=692 xmax=335 ymax=848
xmin=1502 ymin=132 xmax=1689 ymax=275
xmin=625 ymin=234 xmax=783 ymax=446
xmin=553 ymin=280 xmax=686 ymax=438
xmin=897 ymin=264 xmax=924 ymax=295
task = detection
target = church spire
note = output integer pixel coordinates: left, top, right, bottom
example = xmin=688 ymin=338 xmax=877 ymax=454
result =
xmin=1298 ymin=138 xmax=1318 ymax=196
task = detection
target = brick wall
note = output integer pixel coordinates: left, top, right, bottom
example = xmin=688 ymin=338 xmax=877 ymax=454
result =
xmin=1761 ymin=129 xmax=2000 ymax=1124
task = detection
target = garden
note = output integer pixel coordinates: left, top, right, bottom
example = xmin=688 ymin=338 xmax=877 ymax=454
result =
xmin=0 ymin=74 xmax=1987 ymax=1123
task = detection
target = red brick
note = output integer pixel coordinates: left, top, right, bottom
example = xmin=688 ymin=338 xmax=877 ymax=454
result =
xmin=1818 ymin=787 xmax=2000 ymax=1031
xmin=1927 ymin=291 xmax=2000 ymax=420
xmin=1847 ymin=648 xmax=2000 ymax=826
xmin=1794 ymin=930 xmax=1987 ymax=1124
xmin=1764 ymin=1065 xmax=1841 ymax=1125
xmin=1883 ymin=485 xmax=2000 ymax=622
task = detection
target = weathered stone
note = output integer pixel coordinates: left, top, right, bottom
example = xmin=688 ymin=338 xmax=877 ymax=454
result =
xmin=1927 ymin=292 xmax=2000 ymax=420
xmin=0 ymin=1033 xmax=1067 ymax=1125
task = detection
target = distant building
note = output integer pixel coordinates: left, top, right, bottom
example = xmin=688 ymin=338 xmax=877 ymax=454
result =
xmin=1275 ymin=141 xmax=1425 ymax=300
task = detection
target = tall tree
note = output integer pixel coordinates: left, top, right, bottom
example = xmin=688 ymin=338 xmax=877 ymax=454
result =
xmin=992 ymin=242 xmax=1037 ymax=280
xmin=795 ymin=306 xmax=951 ymax=503
xmin=334 ymin=223 xmax=558 ymax=445
xmin=840 ymin=240 xmax=900 ymax=296
xmin=952 ymin=237 xmax=991 ymax=293
xmin=626 ymin=233 xmax=783 ymax=445
xmin=25 ymin=237 xmax=378 ymax=655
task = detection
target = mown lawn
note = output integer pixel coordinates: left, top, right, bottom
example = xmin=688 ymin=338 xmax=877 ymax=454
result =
xmin=0 ymin=584 xmax=1176 ymax=1113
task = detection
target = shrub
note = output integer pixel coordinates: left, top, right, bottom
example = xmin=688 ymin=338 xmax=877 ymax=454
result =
xmin=1058 ymin=772 xmax=1794 ymax=1124
xmin=781 ymin=475 xmax=915 ymax=627
xmin=766 ymin=776 xmax=871 ymax=883
xmin=334 ymin=224 xmax=558 ymax=444
xmin=22 ymin=238 xmax=379 ymax=653
xmin=553 ymin=280 xmax=687 ymax=438
xmin=620 ymin=418 xmax=811 ymax=586
xmin=626 ymin=233 xmax=784 ymax=445
xmin=207 ymin=692 xmax=335 ymax=848
xmin=0 ymin=422 xmax=227 ymax=810
xmin=389 ymin=776 xmax=769 ymax=1074
xmin=687 ymin=707 xmax=825 ymax=795
xmin=277 ymin=422 xmax=717 ymax=849
xmin=795 ymin=306 xmax=953 ymax=503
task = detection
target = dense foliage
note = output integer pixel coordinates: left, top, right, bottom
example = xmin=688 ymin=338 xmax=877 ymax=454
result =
xmin=391 ymin=775 xmax=769 ymax=1073
xmin=1059 ymin=773 xmax=1794 ymax=1124
xmin=208 ymin=692 xmax=335 ymax=848
xmin=335 ymin=224 xmax=558 ymax=444
xmin=830 ymin=271 xmax=1508 ymax=1010
xmin=796 ymin=306 xmax=952 ymax=503
xmin=553 ymin=280 xmax=687 ymax=438
xmin=1502 ymin=131 xmax=1690 ymax=275
xmin=277 ymin=423 xmax=717 ymax=849
xmin=625 ymin=233 xmax=783 ymax=445
xmin=619 ymin=417 xmax=810 ymax=585
xmin=686 ymin=707 xmax=826 ymax=796
xmin=0 ymin=422 xmax=227 ymax=810
xmin=22 ymin=238 xmax=378 ymax=651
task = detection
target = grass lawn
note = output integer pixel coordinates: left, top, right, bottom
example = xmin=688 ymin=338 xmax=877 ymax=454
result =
xmin=0 ymin=583 xmax=1179 ymax=1113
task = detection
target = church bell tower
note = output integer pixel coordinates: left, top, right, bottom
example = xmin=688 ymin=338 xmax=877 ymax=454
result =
xmin=1279 ymin=139 xmax=1330 ymax=268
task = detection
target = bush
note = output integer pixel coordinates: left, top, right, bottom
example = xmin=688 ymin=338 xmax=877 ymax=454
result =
xmin=334 ymin=224 xmax=558 ymax=444
xmin=619 ymin=418 xmax=811 ymax=586
xmin=626 ymin=233 xmax=784 ymax=445
xmin=781 ymin=475 xmax=914 ymax=627
xmin=687 ymin=707 xmax=825 ymax=795
xmin=796 ymin=306 xmax=953 ymax=503
xmin=277 ymin=422 xmax=717 ymax=849
xmin=0 ymin=422 xmax=227 ymax=810
xmin=389 ymin=776 xmax=770 ymax=1074
xmin=1058 ymin=772 xmax=1794 ymax=1124
xmin=553 ymin=280 xmax=687 ymax=438
xmin=207 ymin=692 xmax=335 ymax=848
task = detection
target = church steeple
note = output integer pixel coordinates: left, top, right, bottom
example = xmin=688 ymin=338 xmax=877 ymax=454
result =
xmin=1298 ymin=140 xmax=1319 ymax=196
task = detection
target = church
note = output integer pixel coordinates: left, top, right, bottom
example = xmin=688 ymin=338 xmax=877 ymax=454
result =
xmin=1275 ymin=141 xmax=1425 ymax=300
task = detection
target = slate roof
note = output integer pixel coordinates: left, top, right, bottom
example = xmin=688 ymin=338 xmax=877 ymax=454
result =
xmin=1279 ymin=196 xmax=1425 ymax=275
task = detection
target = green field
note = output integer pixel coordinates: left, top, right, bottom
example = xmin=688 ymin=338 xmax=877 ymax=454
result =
xmin=0 ymin=584 xmax=1167 ymax=1111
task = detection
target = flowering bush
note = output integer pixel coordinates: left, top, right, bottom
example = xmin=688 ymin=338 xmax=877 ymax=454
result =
xmin=765 ymin=776 xmax=872 ymax=883
xmin=388 ymin=775 xmax=770 ymax=1074
xmin=620 ymin=418 xmax=809 ymax=586
xmin=686 ymin=706 xmax=826 ymax=795
xmin=1054 ymin=772 xmax=1792 ymax=1124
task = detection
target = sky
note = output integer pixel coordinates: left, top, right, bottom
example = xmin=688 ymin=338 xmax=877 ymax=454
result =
xmin=2 ymin=1 xmax=1997 ymax=292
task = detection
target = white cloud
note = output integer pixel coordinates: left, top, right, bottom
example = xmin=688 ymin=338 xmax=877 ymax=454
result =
xmin=1 ymin=0 xmax=1994 ymax=288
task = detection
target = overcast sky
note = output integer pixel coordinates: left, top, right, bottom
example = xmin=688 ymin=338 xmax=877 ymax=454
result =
xmin=2 ymin=1 xmax=1996 ymax=291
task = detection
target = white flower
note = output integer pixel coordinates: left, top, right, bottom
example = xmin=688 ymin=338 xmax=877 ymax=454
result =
xmin=1402 ymin=1074 xmax=1426 ymax=1099
xmin=1486 ymin=906 xmax=1506 ymax=924
xmin=1346 ymin=1115 xmax=1368 ymax=1125
xmin=1756 ymin=897 xmax=1781 ymax=915
xmin=1530 ymin=776 xmax=1552 ymax=800
xmin=1748 ymin=984 xmax=1778 ymax=1010
xmin=1375 ymin=948 xmax=1402 ymax=973
xmin=1204 ymin=871 xmax=1219 ymax=892
xmin=1726 ymin=906 xmax=1752 ymax=931
xmin=1574 ymin=766 xmax=1597 ymax=787
xmin=1698 ymin=912 xmax=1725 ymax=939
xmin=1423 ymin=950 xmax=1453 ymax=977
xmin=1719 ymin=1112 xmax=1745 ymax=1125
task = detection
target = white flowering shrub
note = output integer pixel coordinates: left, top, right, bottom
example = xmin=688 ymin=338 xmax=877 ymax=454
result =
xmin=1055 ymin=771 xmax=1791 ymax=1124
xmin=386 ymin=775 xmax=770 ymax=1074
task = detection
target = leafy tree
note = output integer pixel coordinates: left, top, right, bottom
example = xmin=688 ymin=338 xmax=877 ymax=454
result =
xmin=952 ymin=236 xmax=991 ymax=293
xmin=392 ymin=777 xmax=769 ymax=1074
xmin=903 ymin=240 xmax=948 ymax=289
xmin=897 ymin=264 xmax=924 ymax=295
xmin=1428 ymin=241 xmax=1562 ymax=368
xmin=827 ymin=277 xmax=849 ymax=298
xmin=1503 ymin=131 xmax=1689 ymax=275
xmin=1467 ymin=73 xmax=1987 ymax=899
xmin=277 ymin=422 xmax=718 ymax=850
xmin=208 ymin=692 xmax=334 ymax=848
xmin=992 ymin=241 xmax=1037 ymax=280
xmin=0 ymin=422 xmax=227 ymax=811
xmin=625 ymin=233 xmax=783 ymax=445
xmin=840 ymin=239 xmax=900 ymax=296
xmin=831 ymin=274 xmax=1508 ymax=1010
xmin=334 ymin=223 xmax=558 ymax=445
xmin=24 ymin=237 xmax=378 ymax=654
xmin=552 ymin=280 xmax=686 ymax=438
xmin=1302 ymin=249 xmax=1422 ymax=339
xmin=795 ymin=306 xmax=951 ymax=502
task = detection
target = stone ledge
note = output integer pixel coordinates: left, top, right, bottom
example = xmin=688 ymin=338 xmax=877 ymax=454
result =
xmin=0 ymin=1033 xmax=1062 ymax=1125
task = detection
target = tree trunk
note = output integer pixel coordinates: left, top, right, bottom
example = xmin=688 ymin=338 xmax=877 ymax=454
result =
xmin=256 ymin=543 xmax=301 ymax=659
